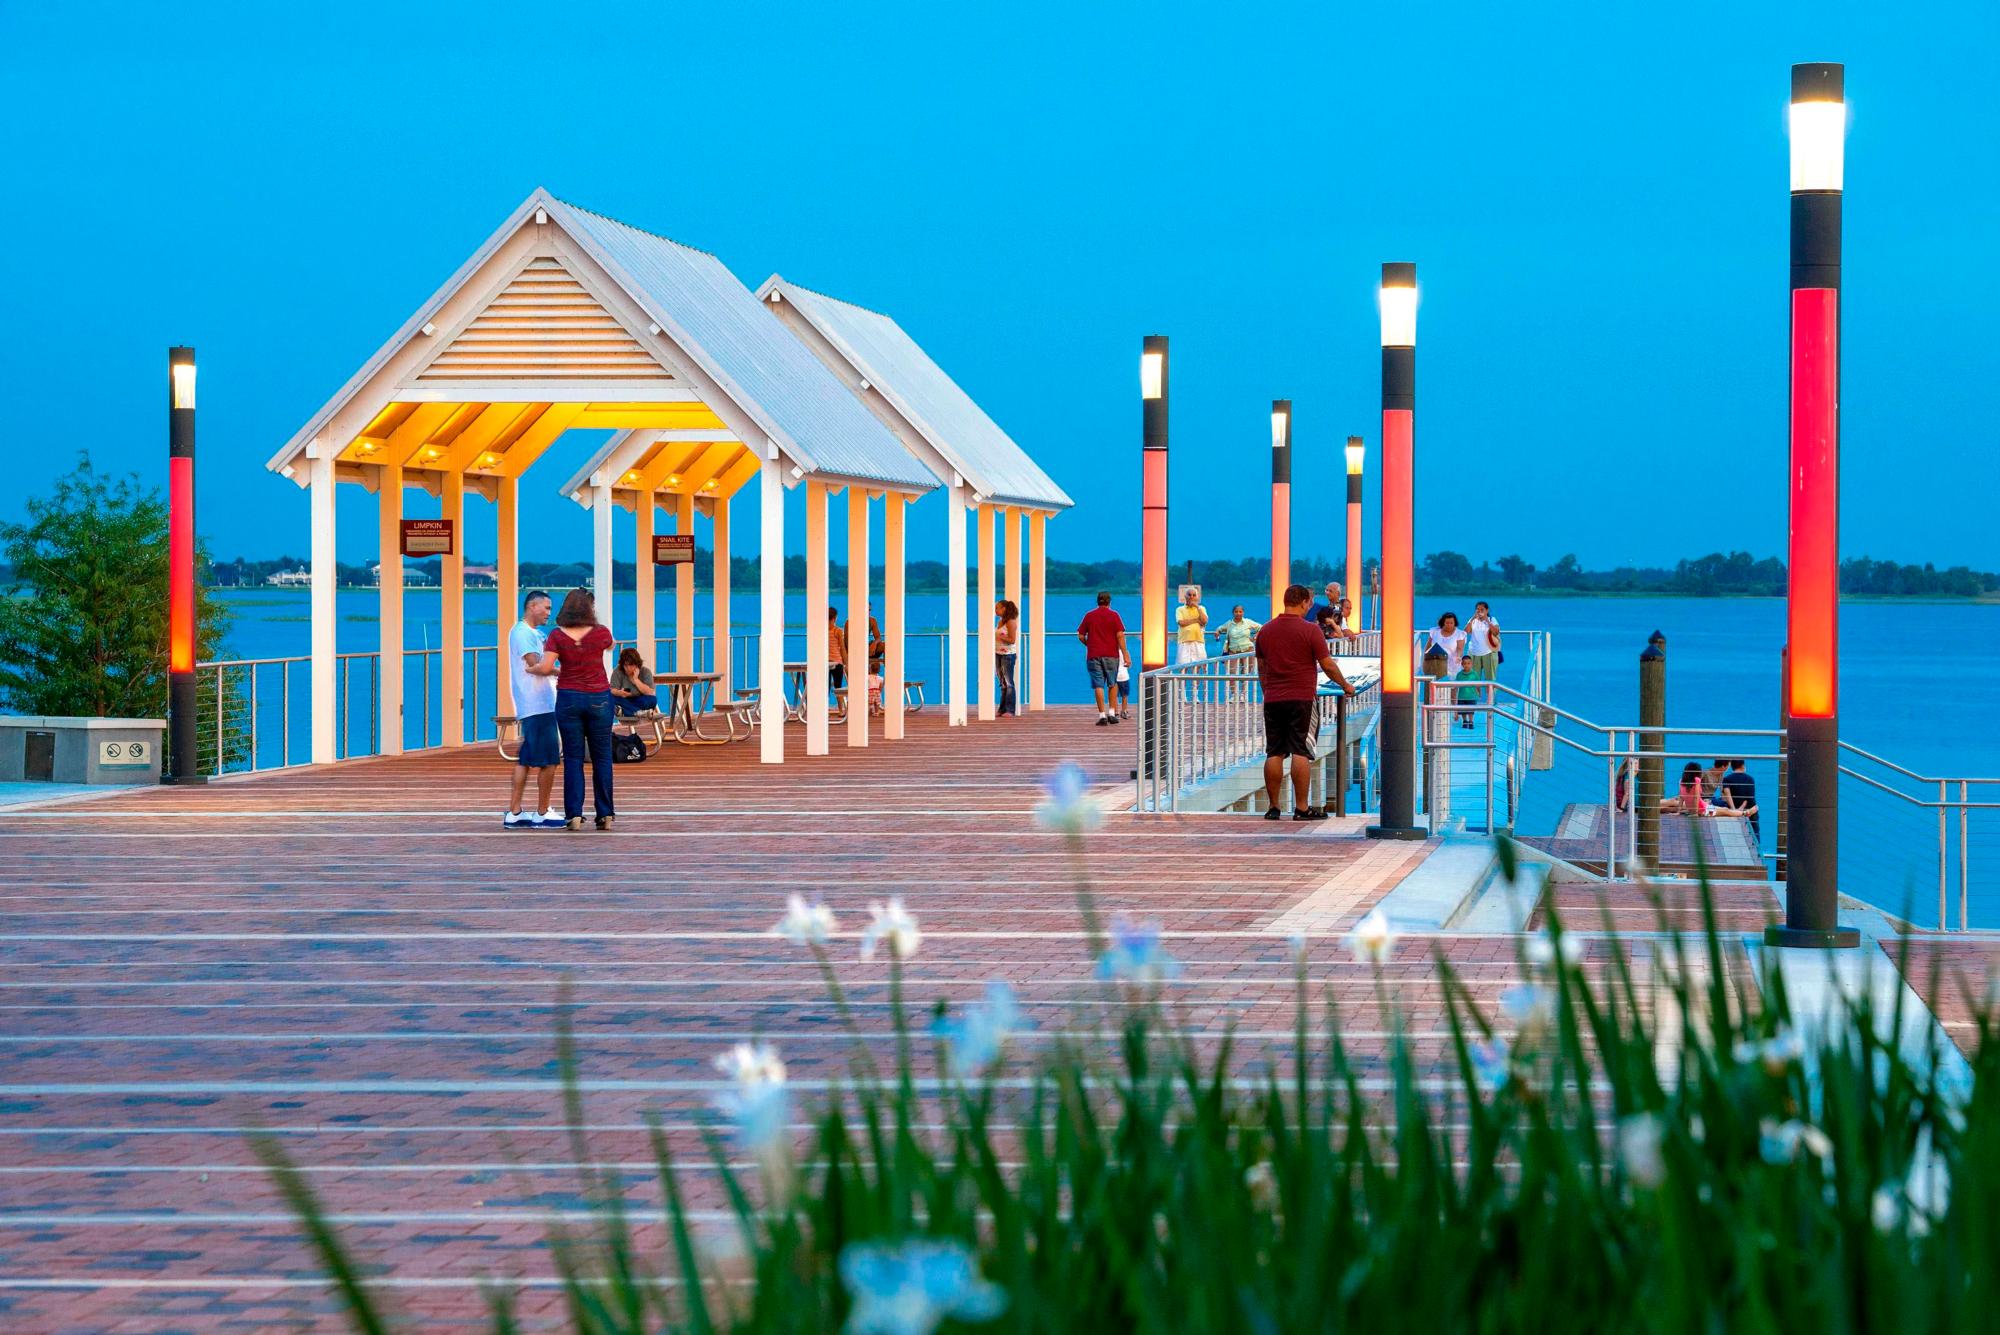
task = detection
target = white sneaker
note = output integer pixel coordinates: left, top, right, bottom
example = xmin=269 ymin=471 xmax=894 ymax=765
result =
xmin=538 ymin=808 xmax=564 ymax=829
xmin=503 ymin=810 xmax=534 ymax=829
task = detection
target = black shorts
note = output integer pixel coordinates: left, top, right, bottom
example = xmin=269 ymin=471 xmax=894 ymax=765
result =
xmin=1263 ymin=699 xmax=1318 ymax=760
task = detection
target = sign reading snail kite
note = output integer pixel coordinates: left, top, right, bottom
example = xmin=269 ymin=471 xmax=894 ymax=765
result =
xmin=653 ymin=534 xmax=695 ymax=566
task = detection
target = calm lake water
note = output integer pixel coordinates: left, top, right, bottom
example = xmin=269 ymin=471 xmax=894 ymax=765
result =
xmin=213 ymin=587 xmax=1997 ymax=776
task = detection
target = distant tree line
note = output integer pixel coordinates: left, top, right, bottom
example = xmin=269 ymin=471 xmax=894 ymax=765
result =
xmin=192 ymin=549 xmax=2000 ymax=599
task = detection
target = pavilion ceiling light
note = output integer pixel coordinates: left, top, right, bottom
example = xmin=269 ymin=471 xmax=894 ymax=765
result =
xmin=424 ymin=447 xmax=441 ymax=460
xmin=668 ymin=474 xmax=681 ymax=485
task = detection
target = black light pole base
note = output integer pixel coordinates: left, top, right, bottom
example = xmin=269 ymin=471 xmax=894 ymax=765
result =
xmin=166 ymin=669 xmax=207 ymax=785
xmin=1764 ymin=924 xmax=1860 ymax=950
xmin=1364 ymin=824 xmax=1428 ymax=841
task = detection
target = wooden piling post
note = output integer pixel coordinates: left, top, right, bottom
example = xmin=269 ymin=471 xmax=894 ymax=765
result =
xmin=1636 ymin=631 xmax=1666 ymax=866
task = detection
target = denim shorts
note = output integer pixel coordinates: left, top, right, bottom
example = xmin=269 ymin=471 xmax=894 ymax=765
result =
xmin=1086 ymin=655 xmax=1121 ymax=690
xmin=517 ymin=712 xmax=560 ymax=768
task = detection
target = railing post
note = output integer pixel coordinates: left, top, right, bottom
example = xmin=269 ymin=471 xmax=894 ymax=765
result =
xmin=249 ymin=664 xmax=258 ymax=775
xmin=1961 ymin=780 xmax=1970 ymax=932
xmin=1484 ymin=684 xmax=1495 ymax=834
xmin=1939 ymin=779 xmax=1949 ymax=932
xmin=1605 ymin=732 xmax=1619 ymax=880
xmin=281 ymin=662 xmax=291 ymax=769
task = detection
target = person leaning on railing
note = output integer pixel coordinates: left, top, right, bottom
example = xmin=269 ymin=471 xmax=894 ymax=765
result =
xmin=1213 ymin=605 xmax=1261 ymax=655
xmin=1254 ymin=584 xmax=1354 ymax=822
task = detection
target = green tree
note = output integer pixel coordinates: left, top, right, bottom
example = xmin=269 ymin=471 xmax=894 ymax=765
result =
xmin=0 ymin=453 xmax=232 ymax=722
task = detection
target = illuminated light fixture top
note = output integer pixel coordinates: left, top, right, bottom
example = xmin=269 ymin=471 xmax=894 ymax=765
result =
xmin=1789 ymin=61 xmax=1846 ymax=193
xmin=357 ymin=441 xmax=378 ymax=453
xmin=169 ymin=351 xmax=196 ymax=410
xmin=1140 ymin=350 xmax=1165 ymax=400
xmin=1379 ymin=262 xmax=1418 ymax=348
xmin=1270 ymin=405 xmax=1290 ymax=451
xmin=423 ymin=447 xmax=441 ymax=460
xmin=1346 ymin=436 xmax=1366 ymax=475
xmin=668 ymin=474 xmax=681 ymax=485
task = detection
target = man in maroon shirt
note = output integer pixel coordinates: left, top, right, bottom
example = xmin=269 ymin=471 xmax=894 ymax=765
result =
xmin=1254 ymin=584 xmax=1353 ymax=820
xmin=1075 ymin=591 xmax=1129 ymax=726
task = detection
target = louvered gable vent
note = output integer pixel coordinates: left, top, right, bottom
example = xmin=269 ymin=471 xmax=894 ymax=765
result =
xmin=416 ymin=256 xmax=673 ymax=383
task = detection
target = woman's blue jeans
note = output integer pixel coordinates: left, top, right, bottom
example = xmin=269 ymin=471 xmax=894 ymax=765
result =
xmin=555 ymin=689 xmax=615 ymax=819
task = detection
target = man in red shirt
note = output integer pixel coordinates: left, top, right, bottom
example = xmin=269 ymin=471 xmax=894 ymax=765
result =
xmin=1254 ymin=583 xmax=1353 ymax=820
xmin=1075 ymin=591 xmax=1130 ymax=726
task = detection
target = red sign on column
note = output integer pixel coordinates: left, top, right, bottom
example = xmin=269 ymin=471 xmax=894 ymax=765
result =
xmin=653 ymin=534 xmax=695 ymax=565
xmin=401 ymin=519 xmax=454 ymax=557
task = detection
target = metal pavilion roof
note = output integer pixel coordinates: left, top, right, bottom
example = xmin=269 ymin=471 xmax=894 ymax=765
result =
xmin=755 ymin=277 xmax=1072 ymax=513
xmin=266 ymin=188 xmax=940 ymax=496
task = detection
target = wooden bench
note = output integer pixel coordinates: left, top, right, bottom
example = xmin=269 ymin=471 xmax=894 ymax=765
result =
xmin=707 ymin=701 xmax=758 ymax=742
xmin=619 ymin=708 xmax=672 ymax=748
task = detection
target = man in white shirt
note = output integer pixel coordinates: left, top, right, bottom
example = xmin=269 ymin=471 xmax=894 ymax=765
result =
xmin=505 ymin=590 xmax=562 ymax=829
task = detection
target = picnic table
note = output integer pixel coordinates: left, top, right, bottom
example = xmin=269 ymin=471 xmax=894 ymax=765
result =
xmin=655 ymin=670 xmax=728 ymax=744
xmin=781 ymin=661 xmax=849 ymax=722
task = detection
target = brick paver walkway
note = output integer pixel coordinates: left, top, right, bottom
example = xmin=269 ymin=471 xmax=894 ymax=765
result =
xmin=0 ymin=706 xmax=1988 ymax=1332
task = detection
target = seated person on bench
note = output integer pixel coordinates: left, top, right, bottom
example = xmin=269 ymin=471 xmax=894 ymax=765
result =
xmin=610 ymin=649 xmax=658 ymax=718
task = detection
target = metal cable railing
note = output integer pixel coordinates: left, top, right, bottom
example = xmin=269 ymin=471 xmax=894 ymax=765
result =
xmin=1132 ymin=653 xmax=1383 ymax=815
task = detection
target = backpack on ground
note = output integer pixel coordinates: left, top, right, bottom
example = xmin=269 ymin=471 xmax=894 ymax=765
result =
xmin=612 ymin=733 xmax=649 ymax=763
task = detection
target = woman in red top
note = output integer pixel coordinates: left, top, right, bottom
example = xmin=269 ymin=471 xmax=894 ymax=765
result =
xmin=535 ymin=588 xmax=616 ymax=830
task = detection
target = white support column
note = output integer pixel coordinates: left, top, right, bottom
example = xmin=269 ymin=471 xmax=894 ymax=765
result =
xmin=884 ymin=493 xmax=905 ymax=741
xmin=592 ymin=478 xmax=615 ymax=647
xmin=758 ymin=455 xmax=784 ymax=765
xmin=712 ymin=495 xmax=732 ymax=698
xmin=805 ymin=481 xmax=830 ymax=756
xmin=676 ymin=492 xmax=696 ymax=674
xmin=946 ymin=480 xmax=967 ymax=727
xmin=846 ymin=488 xmax=870 ymax=749
xmin=1029 ymin=510 xmax=1048 ymax=712
xmin=496 ymin=475 xmax=518 ymax=716
xmin=1004 ymin=506 xmax=1022 ymax=716
xmin=976 ymin=502 xmax=996 ymax=722
xmin=377 ymin=462 xmax=405 ymax=756
xmin=634 ymin=494 xmax=656 ymax=670
xmin=309 ymin=447 xmax=337 ymax=765
xmin=440 ymin=470 xmax=465 ymax=747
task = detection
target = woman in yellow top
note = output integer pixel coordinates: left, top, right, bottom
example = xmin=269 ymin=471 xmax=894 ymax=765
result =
xmin=1175 ymin=588 xmax=1208 ymax=665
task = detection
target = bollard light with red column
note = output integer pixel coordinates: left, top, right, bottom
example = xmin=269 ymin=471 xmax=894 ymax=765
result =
xmin=1368 ymin=263 xmax=1424 ymax=838
xmin=1769 ymin=63 xmax=1856 ymax=947
xmin=1344 ymin=435 xmax=1365 ymax=621
xmin=1140 ymin=336 xmax=1169 ymax=672
xmin=166 ymin=346 xmax=206 ymax=784
xmin=1270 ymin=400 xmax=1291 ymax=618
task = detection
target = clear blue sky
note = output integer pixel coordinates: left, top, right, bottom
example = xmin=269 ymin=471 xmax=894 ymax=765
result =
xmin=3 ymin=1 xmax=1995 ymax=572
